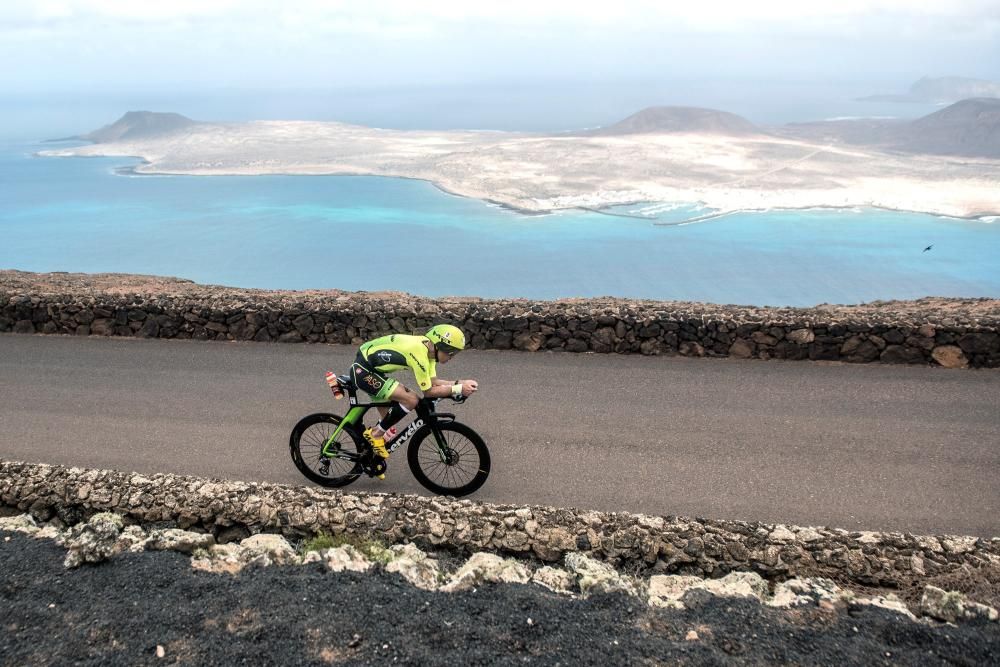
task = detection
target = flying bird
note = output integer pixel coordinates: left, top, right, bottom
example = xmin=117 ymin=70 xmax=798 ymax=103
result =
xmin=923 ymin=245 xmax=933 ymax=252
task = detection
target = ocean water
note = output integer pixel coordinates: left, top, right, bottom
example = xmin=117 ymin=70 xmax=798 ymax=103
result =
xmin=1 ymin=142 xmax=998 ymax=307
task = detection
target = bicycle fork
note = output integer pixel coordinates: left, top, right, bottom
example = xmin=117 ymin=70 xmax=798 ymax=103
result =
xmin=431 ymin=427 xmax=452 ymax=463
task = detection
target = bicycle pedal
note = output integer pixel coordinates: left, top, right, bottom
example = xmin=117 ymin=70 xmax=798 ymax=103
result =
xmin=366 ymin=458 xmax=388 ymax=479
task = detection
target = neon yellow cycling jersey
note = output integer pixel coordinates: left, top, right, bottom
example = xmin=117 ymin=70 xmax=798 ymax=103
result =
xmin=358 ymin=334 xmax=436 ymax=391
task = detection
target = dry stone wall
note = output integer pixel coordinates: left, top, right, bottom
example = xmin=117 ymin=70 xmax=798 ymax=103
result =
xmin=2 ymin=460 xmax=998 ymax=594
xmin=2 ymin=271 xmax=999 ymax=367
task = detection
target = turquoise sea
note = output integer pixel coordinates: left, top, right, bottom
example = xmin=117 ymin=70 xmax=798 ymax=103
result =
xmin=1 ymin=142 xmax=998 ymax=306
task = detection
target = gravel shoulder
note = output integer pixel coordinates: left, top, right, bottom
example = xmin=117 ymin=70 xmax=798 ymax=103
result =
xmin=3 ymin=531 xmax=998 ymax=666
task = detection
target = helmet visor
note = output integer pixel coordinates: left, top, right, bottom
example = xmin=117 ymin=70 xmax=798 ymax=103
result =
xmin=437 ymin=343 xmax=462 ymax=356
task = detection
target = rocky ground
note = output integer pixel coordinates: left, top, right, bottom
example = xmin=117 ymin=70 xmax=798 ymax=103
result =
xmin=2 ymin=529 xmax=999 ymax=666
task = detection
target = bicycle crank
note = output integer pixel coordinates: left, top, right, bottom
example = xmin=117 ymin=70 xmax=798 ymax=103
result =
xmin=363 ymin=457 xmax=388 ymax=478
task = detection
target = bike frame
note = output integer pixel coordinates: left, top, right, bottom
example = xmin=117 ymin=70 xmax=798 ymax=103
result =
xmin=320 ymin=378 xmax=455 ymax=461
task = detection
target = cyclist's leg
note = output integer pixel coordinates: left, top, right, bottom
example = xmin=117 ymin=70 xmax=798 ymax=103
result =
xmin=350 ymin=358 xmax=397 ymax=466
xmin=389 ymin=383 xmax=420 ymax=410
xmin=370 ymin=384 xmax=419 ymax=439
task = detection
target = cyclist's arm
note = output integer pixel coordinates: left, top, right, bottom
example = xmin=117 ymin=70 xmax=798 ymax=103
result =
xmin=422 ymin=379 xmax=457 ymax=399
xmin=424 ymin=377 xmax=476 ymax=398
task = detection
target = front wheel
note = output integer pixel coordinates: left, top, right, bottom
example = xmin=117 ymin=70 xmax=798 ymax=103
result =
xmin=289 ymin=413 xmax=364 ymax=487
xmin=407 ymin=422 xmax=491 ymax=497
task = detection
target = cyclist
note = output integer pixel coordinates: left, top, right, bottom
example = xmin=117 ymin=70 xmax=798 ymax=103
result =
xmin=351 ymin=324 xmax=478 ymax=478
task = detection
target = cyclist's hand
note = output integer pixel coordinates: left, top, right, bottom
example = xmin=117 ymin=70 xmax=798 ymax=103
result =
xmin=461 ymin=379 xmax=478 ymax=396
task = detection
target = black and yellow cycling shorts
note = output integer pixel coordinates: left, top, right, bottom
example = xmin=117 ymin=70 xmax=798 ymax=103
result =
xmin=351 ymin=353 xmax=399 ymax=402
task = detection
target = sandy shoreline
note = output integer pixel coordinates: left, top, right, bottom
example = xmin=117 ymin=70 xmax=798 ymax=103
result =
xmin=37 ymin=119 xmax=1000 ymax=219
xmin=94 ymin=157 xmax=999 ymax=224
xmin=95 ymin=159 xmax=1000 ymax=224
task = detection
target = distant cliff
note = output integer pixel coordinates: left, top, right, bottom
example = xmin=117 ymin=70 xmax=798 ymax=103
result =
xmin=585 ymin=106 xmax=762 ymax=136
xmin=900 ymin=98 xmax=1000 ymax=157
xmin=859 ymin=76 xmax=1000 ymax=103
xmin=781 ymin=98 xmax=1000 ymax=159
xmin=81 ymin=111 xmax=199 ymax=143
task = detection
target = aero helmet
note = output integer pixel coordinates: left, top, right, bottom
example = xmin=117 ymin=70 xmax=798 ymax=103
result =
xmin=426 ymin=324 xmax=466 ymax=355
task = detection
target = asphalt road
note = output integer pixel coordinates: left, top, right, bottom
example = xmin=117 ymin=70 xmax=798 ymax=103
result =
xmin=1 ymin=334 xmax=997 ymax=537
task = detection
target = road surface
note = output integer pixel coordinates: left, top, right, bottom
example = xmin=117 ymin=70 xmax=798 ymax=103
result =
xmin=1 ymin=334 xmax=997 ymax=536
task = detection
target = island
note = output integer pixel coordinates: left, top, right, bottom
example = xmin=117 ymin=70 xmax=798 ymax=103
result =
xmin=39 ymin=100 xmax=1000 ymax=220
xmin=858 ymin=75 xmax=1000 ymax=104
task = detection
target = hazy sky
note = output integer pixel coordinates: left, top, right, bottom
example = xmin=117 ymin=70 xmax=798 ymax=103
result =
xmin=3 ymin=0 xmax=999 ymax=92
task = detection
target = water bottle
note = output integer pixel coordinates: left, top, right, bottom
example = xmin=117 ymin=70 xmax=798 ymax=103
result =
xmin=325 ymin=371 xmax=344 ymax=400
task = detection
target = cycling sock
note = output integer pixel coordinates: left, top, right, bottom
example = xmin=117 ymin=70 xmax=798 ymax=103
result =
xmin=377 ymin=402 xmax=410 ymax=431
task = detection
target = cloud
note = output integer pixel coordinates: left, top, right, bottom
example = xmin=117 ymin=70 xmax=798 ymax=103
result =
xmin=4 ymin=0 xmax=999 ymax=33
xmin=0 ymin=0 xmax=996 ymax=92
xmin=13 ymin=0 xmax=244 ymax=23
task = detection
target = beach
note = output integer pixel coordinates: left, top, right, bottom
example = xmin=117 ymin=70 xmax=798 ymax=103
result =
xmin=39 ymin=120 xmax=1000 ymax=220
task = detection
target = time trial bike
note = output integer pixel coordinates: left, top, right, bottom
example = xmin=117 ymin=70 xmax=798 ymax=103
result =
xmin=289 ymin=373 xmax=491 ymax=497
